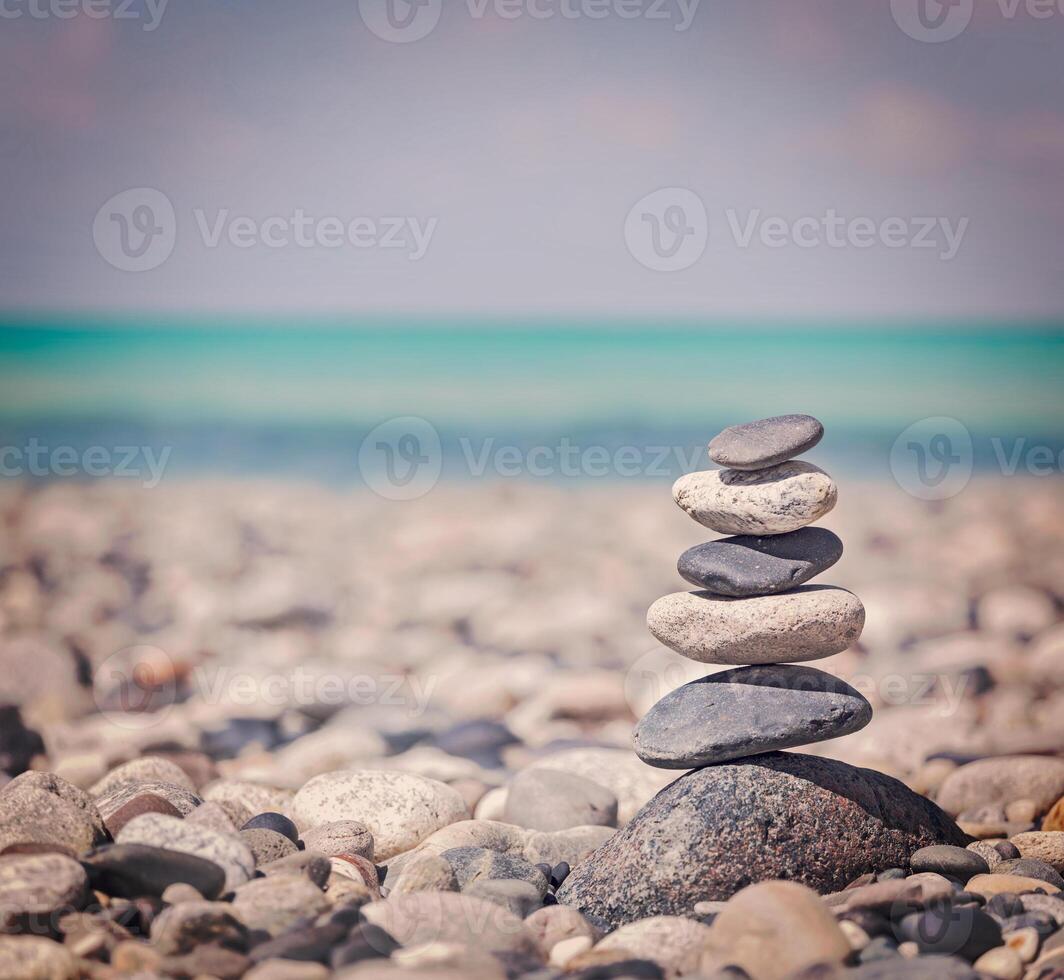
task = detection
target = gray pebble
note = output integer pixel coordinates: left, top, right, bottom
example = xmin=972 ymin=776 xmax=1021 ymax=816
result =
xmin=634 ymin=664 xmax=872 ymax=768
xmin=678 ymin=527 xmax=843 ymax=597
xmin=504 ymin=769 xmax=618 ymax=832
xmin=240 ymin=828 xmax=297 ymax=867
xmin=708 ymin=414 xmax=825 ymax=470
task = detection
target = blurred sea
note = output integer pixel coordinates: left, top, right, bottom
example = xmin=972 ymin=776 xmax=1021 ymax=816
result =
xmin=1 ymin=313 xmax=1062 ymax=484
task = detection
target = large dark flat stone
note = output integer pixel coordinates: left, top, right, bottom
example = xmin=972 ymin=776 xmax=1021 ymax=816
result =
xmin=633 ymin=665 xmax=872 ymax=768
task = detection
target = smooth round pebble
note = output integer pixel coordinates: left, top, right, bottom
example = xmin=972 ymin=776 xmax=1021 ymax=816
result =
xmin=89 ymin=757 xmax=195 ymax=797
xmin=708 ymin=414 xmax=825 ymax=470
xmin=673 ymin=461 xmax=837 ymax=535
xmin=81 ymin=843 xmax=226 ymax=900
xmin=0 ymin=936 xmax=77 ymax=979
xmin=677 ymin=527 xmax=843 ymax=597
xmin=464 ymin=878 xmax=542 ymax=918
xmin=936 ymin=757 xmax=1064 ymax=819
xmin=440 ymin=846 xmax=548 ymax=897
xmin=899 ymin=903 xmax=1002 ymax=960
xmin=299 ymin=819 xmax=374 ymax=860
xmin=597 ymin=915 xmax=714 ymax=977
xmin=0 ymin=853 xmax=89 ymax=935
xmin=149 ymin=900 xmax=247 ymax=955
xmin=995 ymin=858 xmax=1064 ymax=889
xmin=2 ymin=771 xmax=108 ymax=844
xmin=94 ymin=780 xmax=202 ymax=821
xmin=0 ymin=785 xmax=102 ymax=855
xmin=504 ymin=769 xmax=618 ymax=831
xmin=361 ymin=892 xmax=542 ymax=958
xmin=646 ymin=586 xmax=865 ymax=665
xmin=702 ymin=881 xmax=850 ymax=980
xmin=292 ymin=770 xmax=468 ymax=860
xmin=102 ymin=792 xmax=183 ymax=838
xmin=389 ymin=853 xmax=459 ymax=895
xmin=966 ymin=873 xmax=1061 ymax=899
xmin=634 ymin=664 xmax=872 ymax=768
xmin=973 ymin=945 xmax=1024 ymax=979
xmin=232 ymin=874 xmax=330 ymax=936
xmin=116 ymin=813 xmax=255 ymax=891
xmin=909 ymin=844 xmax=990 ymax=880
xmin=241 ymin=812 xmax=299 ymax=843
xmin=240 ymin=828 xmax=297 ymax=866
xmin=1010 ymin=831 xmax=1064 ymax=873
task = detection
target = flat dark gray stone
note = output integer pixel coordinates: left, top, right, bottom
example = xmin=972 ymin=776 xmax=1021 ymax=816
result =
xmin=708 ymin=414 xmax=824 ymax=470
xmin=677 ymin=527 xmax=843 ymax=597
xmin=633 ymin=665 xmax=872 ymax=768
xmin=81 ymin=843 xmax=226 ymax=900
xmin=556 ymin=753 xmax=969 ymax=928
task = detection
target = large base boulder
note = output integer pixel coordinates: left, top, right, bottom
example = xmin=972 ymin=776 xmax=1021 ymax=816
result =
xmin=556 ymin=752 xmax=968 ymax=927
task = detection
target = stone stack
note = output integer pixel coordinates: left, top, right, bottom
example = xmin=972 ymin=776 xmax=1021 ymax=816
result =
xmin=557 ymin=415 xmax=968 ymax=926
xmin=633 ymin=414 xmax=871 ymax=769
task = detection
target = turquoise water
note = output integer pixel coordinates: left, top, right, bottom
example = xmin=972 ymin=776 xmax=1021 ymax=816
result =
xmin=2 ymin=313 xmax=1062 ymax=482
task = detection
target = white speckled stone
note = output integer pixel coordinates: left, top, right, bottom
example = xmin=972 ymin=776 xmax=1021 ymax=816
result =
xmin=646 ymin=586 xmax=865 ymax=665
xmin=291 ymin=770 xmax=468 ymax=861
xmin=673 ymin=462 xmax=837 ymax=535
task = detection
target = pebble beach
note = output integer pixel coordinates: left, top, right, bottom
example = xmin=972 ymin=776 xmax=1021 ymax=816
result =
xmin=2 ymin=442 xmax=1064 ymax=979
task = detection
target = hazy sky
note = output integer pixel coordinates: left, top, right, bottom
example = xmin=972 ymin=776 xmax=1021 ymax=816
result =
xmin=1 ymin=0 xmax=1062 ymax=317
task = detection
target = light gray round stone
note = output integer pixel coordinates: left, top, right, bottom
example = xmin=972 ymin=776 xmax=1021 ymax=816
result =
xmin=646 ymin=586 xmax=865 ymax=665
xmin=291 ymin=770 xmax=468 ymax=861
xmin=633 ymin=664 xmax=873 ymax=768
xmin=90 ymin=757 xmax=196 ymax=798
xmin=504 ymin=769 xmax=618 ymax=832
xmin=0 ymin=853 xmax=89 ymax=935
xmin=673 ymin=461 xmax=837 ymax=535
xmin=708 ymin=414 xmax=824 ymax=471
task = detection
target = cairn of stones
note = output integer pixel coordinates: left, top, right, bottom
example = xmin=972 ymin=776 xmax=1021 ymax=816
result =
xmin=633 ymin=414 xmax=870 ymax=771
